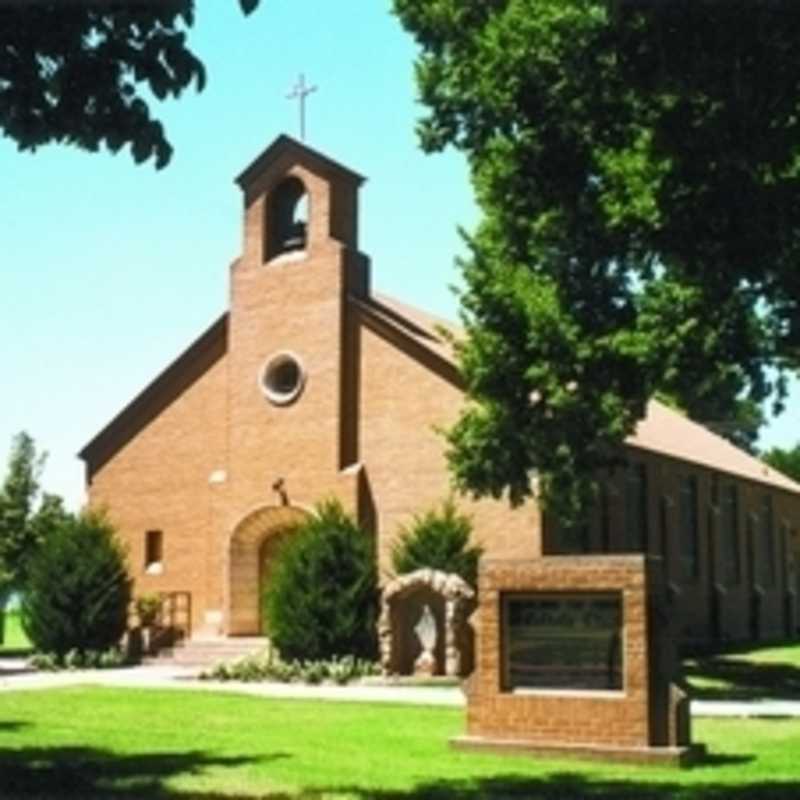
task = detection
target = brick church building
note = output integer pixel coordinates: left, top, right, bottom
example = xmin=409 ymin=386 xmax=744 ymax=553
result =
xmin=80 ymin=136 xmax=800 ymax=646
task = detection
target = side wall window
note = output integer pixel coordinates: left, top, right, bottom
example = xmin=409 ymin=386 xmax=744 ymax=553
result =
xmin=722 ymin=484 xmax=741 ymax=585
xmin=746 ymin=512 xmax=758 ymax=586
xmin=560 ymin=519 xmax=591 ymax=553
xmin=600 ymin=480 xmax=612 ymax=553
xmin=679 ymin=475 xmax=699 ymax=581
xmin=546 ymin=512 xmax=591 ymax=554
xmin=761 ymin=495 xmax=776 ymax=586
xmin=145 ymin=530 xmax=164 ymax=574
xmin=780 ymin=522 xmax=791 ymax=588
xmin=624 ymin=463 xmax=648 ymax=552
xmin=659 ymin=494 xmax=671 ymax=580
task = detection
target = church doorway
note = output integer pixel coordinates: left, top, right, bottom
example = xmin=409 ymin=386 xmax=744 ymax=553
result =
xmin=258 ymin=527 xmax=294 ymax=635
xmin=228 ymin=505 xmax=308 ymax=636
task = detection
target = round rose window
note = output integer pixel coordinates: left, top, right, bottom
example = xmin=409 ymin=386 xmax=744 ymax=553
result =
xmin=260 ymin=352 xmax=305 ymax=406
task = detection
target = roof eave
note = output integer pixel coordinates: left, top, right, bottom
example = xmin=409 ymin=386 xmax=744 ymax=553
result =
xmin=235 ymin=134 xmax=366 ymax=191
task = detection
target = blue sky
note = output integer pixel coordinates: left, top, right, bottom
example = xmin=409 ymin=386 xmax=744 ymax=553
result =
xmin=0 ymin=1 xmax=796 ymax=509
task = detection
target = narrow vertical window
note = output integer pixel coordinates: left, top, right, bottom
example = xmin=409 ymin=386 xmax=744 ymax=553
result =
xmin=549 ymin=513 xmax=590 ymax=554
xmin=761 ymin=495 xmax=776 ymax=586
xmin=600 ymin=480 xmax=611 ymax=553
xmin=780 ymin=523 xmax=790 ymax=588
xmin=624 ymin=463 xmax=648 ymax=551
xmin=707 ymin=475 xmax=720 ymax=587
xmin=679 ymin=476 xmax=699 ymax=581
xmin=564 ymin=520 xmax=591 ymax=553
xmin=747 ymin=512 xmax=758 ymax=586
xmin=722 ymin=484 xmax=741 ymax=585
xmin=145 ymin=530 xmax=164 ymax=574
xmin=659 ymin=495 xmax=671 ymax=581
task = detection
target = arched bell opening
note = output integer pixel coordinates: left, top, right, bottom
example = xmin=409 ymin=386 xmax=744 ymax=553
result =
xmin=264 ymin=176 xmax=309 ymax=261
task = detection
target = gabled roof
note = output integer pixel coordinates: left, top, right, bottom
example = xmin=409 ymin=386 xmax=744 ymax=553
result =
xmin=366 ymin=294 xmax=800 ymax=496
xmin=350 ymin=292 xmax=464 ymax=390
xmin=355 ymin=292 xmax=461 ymax=367
xmin=78 ymin=313 xmax=228 ymax=473
xmin=629 ymin=400 xmax=800 ymax=493
xmin=235 ymin=134 xmax=365 ymax=191
xmin=78 ymin=280 xmax=800 ymax=496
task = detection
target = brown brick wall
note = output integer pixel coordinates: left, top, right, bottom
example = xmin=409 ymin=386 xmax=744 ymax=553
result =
xmin=90 ymin=351 xmax=229 ymax=633
xmin=357 ymin=320 xmax=540 ymax=578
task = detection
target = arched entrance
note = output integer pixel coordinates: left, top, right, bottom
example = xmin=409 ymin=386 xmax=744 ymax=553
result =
xmin=228 ymin=504 xmax=308 ymax=635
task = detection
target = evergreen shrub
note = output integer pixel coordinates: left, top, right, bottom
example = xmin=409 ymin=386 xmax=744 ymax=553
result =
xmin=264 ymin=500 xmax=378 ymax=661
xmin=391 ymin=500 xmax=482 ymax=587
xmin=21 ymin=511 xmax=131 ymax=660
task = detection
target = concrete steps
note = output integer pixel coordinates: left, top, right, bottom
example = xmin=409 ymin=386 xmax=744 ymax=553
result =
xmin=150 ymin=637 xmax=270 ymax=668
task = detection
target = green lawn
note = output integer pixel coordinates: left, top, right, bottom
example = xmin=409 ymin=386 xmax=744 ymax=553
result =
xmin=1 ymin=687 xmax=800 ymax=799
xmin=684 ymin=641 xmax=800 ymax=701
xmin=0 ymin=610 xmax=31 ymax=654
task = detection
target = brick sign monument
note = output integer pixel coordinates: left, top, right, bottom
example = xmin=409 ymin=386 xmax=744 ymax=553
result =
xmin=453 ymin=555 xmax=701 ymax=766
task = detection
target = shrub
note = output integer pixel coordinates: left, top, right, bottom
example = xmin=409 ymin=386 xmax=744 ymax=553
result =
xmin=21 ymin=510 xmax=131 ymax=660
xmin=27 ymin=651 xmax=59 ymax=671
xmin=263 ymin=499 xmax=378 ymax=661
xmin=391 ymin=500 xmax=482 ymax=587
xmin=29 ymin=646 xmax=130 ymax=671
xmin=135 ymin=593 xmax=161 ymax=627
xmin=200 ymin=652 xmax=378 ymax=685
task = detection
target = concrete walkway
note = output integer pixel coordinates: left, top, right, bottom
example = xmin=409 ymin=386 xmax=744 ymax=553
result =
xmin=2 ymin=658 xmax=799 ymax=717
xmin=0 ymin=658 xmax=464 ymax=706
xmin=690 ymin=698 xmax=800 ymax=718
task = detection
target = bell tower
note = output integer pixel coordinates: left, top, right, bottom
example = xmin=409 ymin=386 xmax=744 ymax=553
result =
xmin=235 ymin=134 xmax=365 ymax=272
xmin=226 ymin=136 xmax=370 ymax=513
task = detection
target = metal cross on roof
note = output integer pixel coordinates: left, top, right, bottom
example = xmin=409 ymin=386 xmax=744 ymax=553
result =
xmin=287 ymin=73 xmax=317 ymax=142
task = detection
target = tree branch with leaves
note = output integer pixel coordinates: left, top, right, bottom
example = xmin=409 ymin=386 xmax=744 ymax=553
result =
xmin=0 ymin=1 xmax=260 ymax=168
xmin=394 ymin=0 xmax=800 ymax=517
xmin=0 ymin=432 xmax=67 ymax=643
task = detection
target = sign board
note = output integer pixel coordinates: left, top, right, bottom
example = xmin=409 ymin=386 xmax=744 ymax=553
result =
xmin=502 ymin=592 xmax=623 ymax=691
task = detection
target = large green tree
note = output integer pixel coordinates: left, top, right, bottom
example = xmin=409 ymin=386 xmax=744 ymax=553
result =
xmin=762 ymin=443 xmax=800 ymax=484
xmin=394 ymin=0 xmax=800 ymax=516
xmin=22 ymin=510 xmax=131 ymax=660
xmin=0 ymin=432 xmax=44 ymax=597
xmin=0 ymin=432 xmax=67 ymax=643
xmin=0 ymin=1 xmax=259 ymax=168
